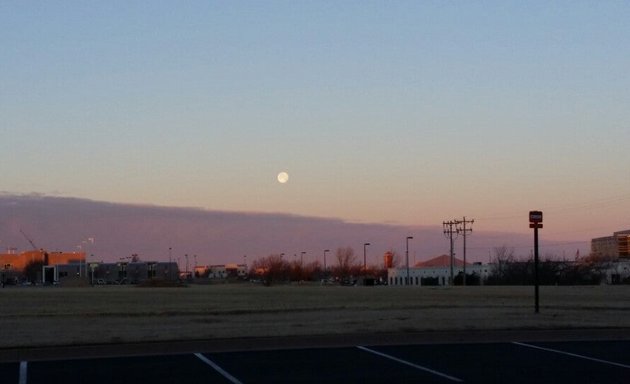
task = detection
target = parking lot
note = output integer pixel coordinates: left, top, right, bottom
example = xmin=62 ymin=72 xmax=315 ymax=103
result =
xmin=3 ymin=340 xmax=629 ymax=383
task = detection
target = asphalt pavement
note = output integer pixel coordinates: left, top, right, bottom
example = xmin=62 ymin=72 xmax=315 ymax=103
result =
xmin=3 ymin=339 xmax=630 ymax=383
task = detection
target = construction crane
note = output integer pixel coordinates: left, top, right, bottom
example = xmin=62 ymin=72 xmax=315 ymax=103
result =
xmin=19 ymin=229 xmax=39 ymax=250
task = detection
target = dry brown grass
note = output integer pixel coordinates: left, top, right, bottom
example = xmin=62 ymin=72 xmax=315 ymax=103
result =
xmin=0 ymin=284 xmax=628 ymax=348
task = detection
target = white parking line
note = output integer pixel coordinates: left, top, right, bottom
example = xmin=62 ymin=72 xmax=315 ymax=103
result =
xmin=194 ymin=353 xmax=243 ymax=384
xmin=357 ymin=346 xmax=463 ymax=382
xmin=19 ymin=361 xmax=27 ymax=384
xmin=513 ymin=342 xmax=630 ymax=369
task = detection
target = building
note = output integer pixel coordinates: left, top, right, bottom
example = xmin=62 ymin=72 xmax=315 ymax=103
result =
xmin=207 ymin=264 xmax=248 ymax=280
xmin=193 ymin=265 xmax=209 ymax=278
xmin=605 ymin=260 xmax=630 ymax=284
xmin=0 ymin=250 xmax=85 ymax=272
xmin=388 ymin=255 xmax=491 ymax=286
xmin=591 ymin=230 xmax=630 ymax=259
xmin=1 ymin=249 xmax=86 ymax=284
xmin=42 ymin=261 xmax=179 ymax=285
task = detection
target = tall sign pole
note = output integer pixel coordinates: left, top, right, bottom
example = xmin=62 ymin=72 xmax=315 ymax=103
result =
xmin=529 ymin=211 xmax=543 ymax=313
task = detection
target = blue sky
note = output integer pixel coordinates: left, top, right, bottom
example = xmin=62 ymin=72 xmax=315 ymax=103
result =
xmin=2 ymin=1 xmax=629 ymax=240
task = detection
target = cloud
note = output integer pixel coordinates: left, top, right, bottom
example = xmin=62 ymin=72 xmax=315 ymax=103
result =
xmin=0 ymin=195 xmax=587 ymax=265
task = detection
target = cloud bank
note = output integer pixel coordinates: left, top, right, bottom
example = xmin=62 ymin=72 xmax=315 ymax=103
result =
xmin=0 ymin=195 xmax=586 ymax=265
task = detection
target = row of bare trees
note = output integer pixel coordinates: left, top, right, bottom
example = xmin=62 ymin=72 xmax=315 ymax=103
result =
xmin=250 ymin=246 xmax=394 ymax=285
xmin=487 ymin=245 xmax=614 ymax=285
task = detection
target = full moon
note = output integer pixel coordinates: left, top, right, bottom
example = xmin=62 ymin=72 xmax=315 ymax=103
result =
xmin=277 ymin=171 xmax=289 ymax=184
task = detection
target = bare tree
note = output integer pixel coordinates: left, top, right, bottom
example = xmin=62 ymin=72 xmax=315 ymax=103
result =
xmin=334 ymin=246 xmax=357 ymax=279
xmin=488 ymin=245 xmax=516 ymax=284
xmin=250 ymin=254 xmax=289 ymax=285
xmin=302 ymin=260 xmax=322 ymax=281
xmin=490 ymin=245 xmax=515 ymax=282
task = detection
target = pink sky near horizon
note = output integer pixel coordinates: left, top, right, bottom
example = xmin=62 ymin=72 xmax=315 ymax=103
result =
xmin=1 ymin=2 xmax=629 ymax=243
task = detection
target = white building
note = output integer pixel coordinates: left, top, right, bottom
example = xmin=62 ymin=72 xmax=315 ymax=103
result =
xmin=208 ymin=263 xmax=248 ymax=280
xmin=388 ymin=255 xmax=491 ymax=286
xmin=604 ymin=260 xmax=630 ymax=284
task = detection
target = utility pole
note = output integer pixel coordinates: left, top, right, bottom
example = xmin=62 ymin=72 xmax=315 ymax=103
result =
xmin=443 ymin=220 xmax=459 ymax=285
xmin=457 ymin=217 xmax=474 ymax=286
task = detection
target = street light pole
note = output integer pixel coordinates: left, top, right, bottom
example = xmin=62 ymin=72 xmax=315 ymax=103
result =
xmin=301 ymin=251 xmax=306 ymax=265
xmin=193 ymin=255 xmax=197 ymax=278
xmin=90 ymin=254 xmax=94 ymax=285
xmin=76 ymin=244 xmax=83 ymax=278
xmin=168 ymin=247 xmax=172 ymax=281
xmin=323 ymin=249 xmax=329 ymax=271
xmin=82 ymin=240 xmax=87 ymax=279
xmin=406 ymin=236 xmax=413 ymax=285
xmin=363 ymin=243 xmax=370 ymax=274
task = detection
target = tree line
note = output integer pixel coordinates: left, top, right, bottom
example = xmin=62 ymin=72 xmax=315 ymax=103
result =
xmin=249 ymin=246 xmax=397 ymax=285
xmin=485 ymin=245 xmax=620 ymax=285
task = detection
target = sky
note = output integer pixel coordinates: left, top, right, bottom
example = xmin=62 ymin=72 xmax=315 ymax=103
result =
xmin=2 ymin=1 xmax=629 ymax=243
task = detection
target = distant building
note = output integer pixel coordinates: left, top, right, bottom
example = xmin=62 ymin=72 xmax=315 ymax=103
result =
xmin=591 ymin=230 xmax=630 ymax=259
xmin=1 ymin=250 xmax=86 ymax=284
xmin=383 ymin=251 xmax=394 ymax=269
xmin=388 ymin=255 xmax=491 ymax=286
xmin=194 ymin=265 xmax=210 ymax=278
xmin=207 ymin=264 xmax=248 ymax=280
xmin=0 ymin=250 xmax=85 ymax=272
xmin=605 ymin=260 xmax=630 ymax=284
xmin=43 ymin=261 xmax=179 ymax=285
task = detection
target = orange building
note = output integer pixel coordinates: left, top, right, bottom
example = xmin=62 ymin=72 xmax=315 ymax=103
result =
xmin=383 ymin=251 xmax=394 ymax=269
xmin=0 ymin=250 xmax=85 ymax=272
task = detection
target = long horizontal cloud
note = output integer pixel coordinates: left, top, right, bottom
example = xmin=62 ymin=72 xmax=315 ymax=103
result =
xmin=0 ymin=195 xmax=586 ymax=265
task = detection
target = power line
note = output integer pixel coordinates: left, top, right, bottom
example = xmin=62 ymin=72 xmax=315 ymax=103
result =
xmin=477 ymin=192 xmax=630 ymax=222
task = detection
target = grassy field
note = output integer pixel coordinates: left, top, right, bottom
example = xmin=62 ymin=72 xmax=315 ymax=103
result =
xmin=0 ymin=284 xmax=628 ymax=348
